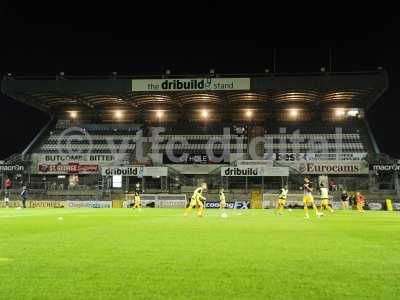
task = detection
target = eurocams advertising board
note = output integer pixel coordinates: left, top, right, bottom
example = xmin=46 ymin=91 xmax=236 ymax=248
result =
xmin=132 ymin=78 xmax=250 ymax=92
xmin=221 ymin=166 xmax=289 ymax=177
xmin=280 ymin=161 xmax=369 ymax=174
xmin=299 ymin=161 xmax=369 ymax=174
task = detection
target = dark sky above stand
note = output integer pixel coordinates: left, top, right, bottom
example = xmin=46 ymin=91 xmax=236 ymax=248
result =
xmin=0 ymin=3 xmax=399 ymax=158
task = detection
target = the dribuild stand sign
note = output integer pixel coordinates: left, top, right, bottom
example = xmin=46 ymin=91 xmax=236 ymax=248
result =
xmin=132 ymin=78 xmax=250 ymax=92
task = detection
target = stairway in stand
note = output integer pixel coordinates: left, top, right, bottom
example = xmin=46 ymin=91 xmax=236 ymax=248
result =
xmin=247 ymin=126 xmax=265 ymax=159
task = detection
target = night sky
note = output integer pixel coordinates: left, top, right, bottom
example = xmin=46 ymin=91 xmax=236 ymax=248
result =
xmin=1 ymin=4 xmax=399 ymax=158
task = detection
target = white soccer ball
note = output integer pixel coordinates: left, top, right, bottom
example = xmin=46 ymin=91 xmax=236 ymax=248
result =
xmin=221 ymin=212 xmax=228 ymax=219
xmin=58 ymin=217 xmax=63 ymax=221
xmin=288 ymin=208 xmax=292 ymax=212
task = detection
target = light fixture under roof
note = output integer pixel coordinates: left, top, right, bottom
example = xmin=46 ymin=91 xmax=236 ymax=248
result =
xmin=289 ymin=109 xmax=299 ymax=117
xmin=347 ymin=109 xmax=359 ymax=117
xmin=156 ymin=110 xmax=164 ymax=119
xmin=335 ymin=108 xmax=345 ymax=117
xmin=115 ymin=110 xmax=123 ymax=119
xmin=69 ymin=111 xmax=77 ymax=119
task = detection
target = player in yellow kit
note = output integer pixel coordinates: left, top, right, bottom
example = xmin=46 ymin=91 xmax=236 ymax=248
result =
xmin=319 ymin=183 xmax=334 ymax=213
xmin=303 ymin=177 xmax=320 ymax=219
xmin=184 ymin=182 xmax=207 ymax=217
xmin=133 ymin=182 xmax=142 ymax=210
xmin=356 ymin=192 xmax=366 ymax=213
xmin=219 ymin=188 xmax=226 ymax=210
xmin=275 ymin=185 xmax=288 ymax=215
xmin=133 ymin=192 xmax=141 ymax=209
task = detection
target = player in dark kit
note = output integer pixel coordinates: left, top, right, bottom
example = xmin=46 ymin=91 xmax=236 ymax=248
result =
xmin=20 ymin=186 xmax=28 ymax=208
xmin=341 ymin=190 xmax=349 ymax=210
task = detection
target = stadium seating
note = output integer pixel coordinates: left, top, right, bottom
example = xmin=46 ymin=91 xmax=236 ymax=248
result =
xmin=29 ymin=117 xmax=374 ymax=164
xmin=157 ymin=136 xmax=247 ymax=158
xmin=263 ymin=121 xmax=369 ymax=154
xmin=34 ymin=121 xmax=371 ymax=157
xmin=35 ymin=124 xmax=141 ymax=154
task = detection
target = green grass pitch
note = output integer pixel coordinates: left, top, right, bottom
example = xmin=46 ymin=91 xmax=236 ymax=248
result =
xmin=0 ymin=208 xmax=399 ymax=300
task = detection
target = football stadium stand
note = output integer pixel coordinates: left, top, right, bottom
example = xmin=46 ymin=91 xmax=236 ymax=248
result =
xmin=1 ymin=70 xmax=397 ymax=207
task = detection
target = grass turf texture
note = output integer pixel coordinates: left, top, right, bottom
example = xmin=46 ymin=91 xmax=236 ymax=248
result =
xmin=0 ymin=208 xmax=399 ymax=300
